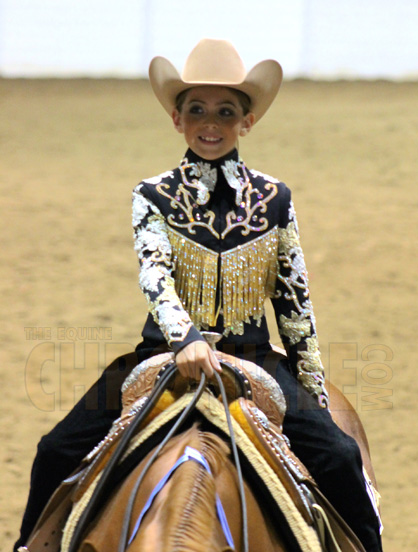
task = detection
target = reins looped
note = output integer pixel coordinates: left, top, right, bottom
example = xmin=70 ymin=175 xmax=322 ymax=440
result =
xmin=117 ymin=373 xmax=208 ymax=552
xmin=69 ymin=362 xmax=249 ymax=552
xmin=213 ymin=368 xmax=249 ymax=552
xmin=67 ymin=361 xmax=178 ymax=552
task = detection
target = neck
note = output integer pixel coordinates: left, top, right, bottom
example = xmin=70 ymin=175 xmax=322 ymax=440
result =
xmin=184 ymin=148 xmax=239 ymax=166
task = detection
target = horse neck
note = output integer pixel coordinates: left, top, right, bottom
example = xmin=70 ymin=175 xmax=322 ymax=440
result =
xmin=133 ymin=427 xmax=230 ymax=552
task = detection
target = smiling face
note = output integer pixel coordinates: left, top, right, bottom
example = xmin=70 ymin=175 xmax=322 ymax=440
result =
xmin=172 ymin=86 xmax=255 ymax=160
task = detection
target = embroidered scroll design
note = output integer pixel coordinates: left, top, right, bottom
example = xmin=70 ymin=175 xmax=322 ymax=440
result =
xmin=156 ymin=177 xmax=218 ymax=238
xmin=133 ymin=186 xmax=194 ymax=345
xmin=275 ymin=210 xmax=329 ymax=408
xmin=155 ymin=157 xmax=278 ymax=239
xmin=276 ymin=220 xmax=313 ymax=332
xmin=222 ymin=181 xmax=277 ymax=238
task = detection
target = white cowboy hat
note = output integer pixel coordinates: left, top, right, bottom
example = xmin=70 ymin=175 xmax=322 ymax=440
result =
xmin=148 ymin=38 xmax=283 ymax=123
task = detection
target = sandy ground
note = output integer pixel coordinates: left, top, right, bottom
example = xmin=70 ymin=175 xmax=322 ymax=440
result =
xmin=1 ymin=78 xmax=417 ymax=551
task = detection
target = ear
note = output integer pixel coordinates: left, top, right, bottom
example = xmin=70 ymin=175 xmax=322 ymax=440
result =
xmin=172 ymin=109 xmax=184 ymax=134
xmin=239 ymin=112 xmax=255 ymax=137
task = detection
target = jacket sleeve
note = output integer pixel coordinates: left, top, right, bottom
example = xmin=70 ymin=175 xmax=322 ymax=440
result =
xmin=271 ymin=186 xmax=329 ymax=408
xmin=132 ymin=183 xmax=205 ymax=353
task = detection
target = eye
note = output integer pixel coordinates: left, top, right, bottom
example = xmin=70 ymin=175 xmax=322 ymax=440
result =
xmin=188 ymin=104 xmax=204 ymax=115
xmin=219 ymin=107 xmax=236 ymax=117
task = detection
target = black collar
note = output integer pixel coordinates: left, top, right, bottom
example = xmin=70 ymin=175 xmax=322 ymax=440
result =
xmin=182 ymin=148 xmax=240 ymax=169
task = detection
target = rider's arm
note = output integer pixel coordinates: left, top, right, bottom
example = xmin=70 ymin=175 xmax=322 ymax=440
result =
xmin=132 ymin=183 xmax=219 ymax=379
xmin=271 ymin=186 xmax=329 ymax=409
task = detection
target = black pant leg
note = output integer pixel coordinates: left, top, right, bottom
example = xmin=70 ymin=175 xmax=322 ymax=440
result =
xmin=14 ymin=349 xmax=142 ymax=551
xmin=280 ymin=368 xmax=381 ymax=550
xmin=242 ymin=348 xmax=382 ymax=552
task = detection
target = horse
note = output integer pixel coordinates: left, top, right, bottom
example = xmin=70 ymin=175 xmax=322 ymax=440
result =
xmin=67 ymin=425 xmax=291 ymax=552
xmin=21 ymin=347 xmax=380 ymax=552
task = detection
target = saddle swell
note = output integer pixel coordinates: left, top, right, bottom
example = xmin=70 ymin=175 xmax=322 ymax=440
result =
xmin=121 ymin=350 xmax=287 ymax=426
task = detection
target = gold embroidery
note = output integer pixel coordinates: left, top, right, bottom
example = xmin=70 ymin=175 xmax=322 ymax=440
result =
xmin=297 ymin=336 xmax=328 ymax=405
xmin=279 ymin=312 xmax=311 ymax=345
xmin=278 ymin=220 xmax=301 ymax=253
xmin=221 ymin=162 xmax=278 ymax=237
xmin=222 ymin=182 xmax=278 ymax=238
xmin=274 ymin=219 xmax=329 ymax=407
xmin=155 ymin=158 xmax=279 ymax=238
xmin=156 ymin=181 xmax=218 ymax=237
xmin=167 ymin=226 xmax=279 ymax=335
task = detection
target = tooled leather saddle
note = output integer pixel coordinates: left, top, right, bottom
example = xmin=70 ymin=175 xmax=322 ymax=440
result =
xmin=21 ymin=349 xmax=366 ymax=552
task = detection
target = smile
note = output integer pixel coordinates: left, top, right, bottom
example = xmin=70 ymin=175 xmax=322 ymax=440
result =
xmin=199 ymin=136 xmax=222 ymax=143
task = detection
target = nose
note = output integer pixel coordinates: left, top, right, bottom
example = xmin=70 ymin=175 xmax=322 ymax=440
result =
xmin=203 ymin=112 xmax=219 ymax=127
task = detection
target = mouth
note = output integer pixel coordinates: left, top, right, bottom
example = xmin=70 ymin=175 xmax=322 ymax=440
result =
xmin=199 ymin=136 xmax=222 ymax=144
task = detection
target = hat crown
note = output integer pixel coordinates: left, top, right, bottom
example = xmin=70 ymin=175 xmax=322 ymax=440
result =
xmin=181 ymin=39 xmax=246 ymax=84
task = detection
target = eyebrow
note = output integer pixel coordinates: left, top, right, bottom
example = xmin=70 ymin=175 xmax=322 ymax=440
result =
xmin=187 ymin=98 xmax=238 ymax=107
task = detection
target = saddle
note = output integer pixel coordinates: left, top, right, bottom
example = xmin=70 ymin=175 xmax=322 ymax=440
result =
xmin=121 ymin=351 xmax=314 ymax=520
xmin=21 ymin=350 xmax=366 ymax=552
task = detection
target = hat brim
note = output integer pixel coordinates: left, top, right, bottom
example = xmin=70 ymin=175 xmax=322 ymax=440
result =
xmin=149 ymin=56 xmax=283 ymax=123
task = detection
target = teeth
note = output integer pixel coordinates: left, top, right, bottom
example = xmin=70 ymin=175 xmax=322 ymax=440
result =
xmin=201 ymin=136 xmax=220 ymax=142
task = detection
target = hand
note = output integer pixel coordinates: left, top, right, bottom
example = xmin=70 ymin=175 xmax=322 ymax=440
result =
xmin=175 ymin=341 xmax=222 ymax=381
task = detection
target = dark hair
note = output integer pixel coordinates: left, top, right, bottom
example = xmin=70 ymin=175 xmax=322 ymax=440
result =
xmin=175 ymin=87 xmax=251 ymax=115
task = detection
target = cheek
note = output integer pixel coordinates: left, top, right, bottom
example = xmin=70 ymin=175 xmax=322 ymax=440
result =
xmin=182 ymin=118 xmax=199 ymax=135
xmin=184 ymin=126 xmax=197 ymax=140
xmin=231 ymin=122 xmax=244 ymax=135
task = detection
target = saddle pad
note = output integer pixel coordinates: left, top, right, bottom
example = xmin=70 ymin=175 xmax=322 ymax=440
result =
xmin=62 ymin=390 xmax=322 ymax=552
xmin=194 ymin=391 xmax=322 ymax=552
xmin=73 ymin=390 xmax=177 ymax=502
xmin=61 ymin=392 xmax=199 ymax=552
xmin=229 ymin=398 xmax=315 ymax=524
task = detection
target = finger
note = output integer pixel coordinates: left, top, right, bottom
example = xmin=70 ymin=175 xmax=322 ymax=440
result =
xmin=175 ymin=341 xmax=220 ymax=380
xmin=201 ymin=363 xmax=214 ymax=379
xmin=178 ymin=360 xmax=202 ymax=380
xmin=213 ymin=358 xmax=222 ymax=373
xmin=209 ymin=350 xmax=222 ymax=373
xmin=176 ymin=355 xmax=203 ymax=381
xmin=175 ymin=353 xmax=194 ymax=379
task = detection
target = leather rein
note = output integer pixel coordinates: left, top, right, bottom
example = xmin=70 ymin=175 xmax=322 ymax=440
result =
xmin=67 ymin=361 xmax=250 ymax=552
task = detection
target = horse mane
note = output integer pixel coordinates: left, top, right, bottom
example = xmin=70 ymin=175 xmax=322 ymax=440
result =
xmin=158 ymin=426 xmax=230 ymax=552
